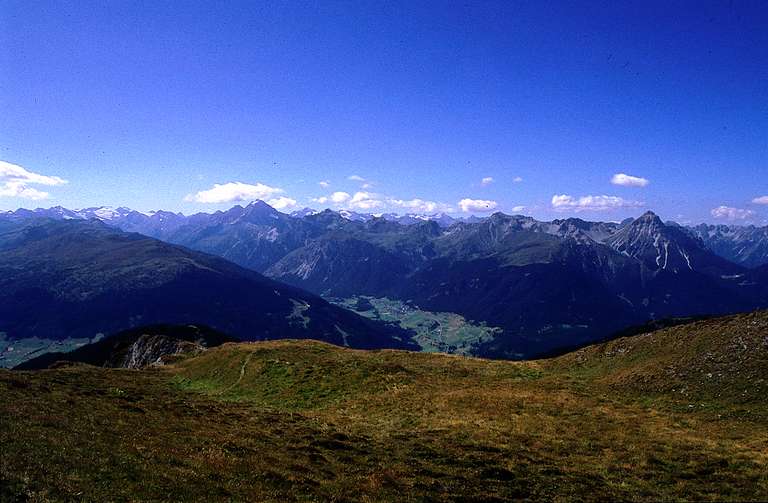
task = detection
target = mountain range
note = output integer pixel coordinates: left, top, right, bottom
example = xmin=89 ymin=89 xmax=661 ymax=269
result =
xmin=5 ymin=202 xmax=768 ymax=268
xmin=2 ymin=202 xmax=768 ymax=358
xmin=0 ymin=217 xmax=416 ymax=351
xmin=687 ymin=223 xmax=768 ymax=269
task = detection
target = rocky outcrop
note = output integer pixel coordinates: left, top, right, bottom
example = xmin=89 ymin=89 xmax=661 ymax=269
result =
xmin=14 ymin=324 xmax=235 ymax=370
xmin=117 ymin=333 xmax=206 ymax=368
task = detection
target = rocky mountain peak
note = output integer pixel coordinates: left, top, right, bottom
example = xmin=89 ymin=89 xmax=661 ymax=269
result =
xmin=634 ymin=210 xmax=663 ymax=226
xmin=246 ymin=199 xmax=275 ymax=211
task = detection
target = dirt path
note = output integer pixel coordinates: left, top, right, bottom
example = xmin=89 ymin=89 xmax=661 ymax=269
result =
xmin=221 ymin=350 xmax=258 ymax=394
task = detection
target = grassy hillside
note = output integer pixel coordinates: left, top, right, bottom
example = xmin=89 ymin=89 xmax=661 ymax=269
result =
xmin=550 ymin=310 xmax=768 ymax=415
xmin=2 ymin=312 xmax=767 ymax=501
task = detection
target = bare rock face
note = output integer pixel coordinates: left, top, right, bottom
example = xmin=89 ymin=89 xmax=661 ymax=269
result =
xmin=117 ymin=334 xmax=206 ymax=368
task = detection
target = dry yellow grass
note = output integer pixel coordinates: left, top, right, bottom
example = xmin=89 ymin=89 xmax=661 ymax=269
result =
xmin=2 ymin=311 xmax=767 ymax=501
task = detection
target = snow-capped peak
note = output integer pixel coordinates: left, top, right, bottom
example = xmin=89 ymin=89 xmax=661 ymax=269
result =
xmin=74 ymin=206 xmax=137 ymax=221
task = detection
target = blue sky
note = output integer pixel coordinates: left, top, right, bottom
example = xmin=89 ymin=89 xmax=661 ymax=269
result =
xmin=1 ymin=0 xmax=766 ymax=223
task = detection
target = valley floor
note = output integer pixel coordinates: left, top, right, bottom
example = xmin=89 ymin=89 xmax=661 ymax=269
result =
xmin=2 ymin=314 xmax=768 ymax=501
xmin=330 ymin=296 xmax=502 ymax=355
xmin=0 ymin=334 xmax=94 ymax=369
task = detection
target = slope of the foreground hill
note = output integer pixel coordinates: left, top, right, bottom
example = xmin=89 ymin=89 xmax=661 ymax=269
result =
xmin=0 ymin=219 xmax=416 ymax=351
xmin=2 ymin=311 xmax=767 ymax=501
xmin=14 ymin=324 xmax=236 ymax=370
xmin=549 ymin=310 xmax=768 ymax=405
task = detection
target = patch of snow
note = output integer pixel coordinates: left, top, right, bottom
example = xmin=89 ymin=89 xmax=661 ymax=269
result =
xmin=678 ymin=246 xmax=693 ymax=270
xmin=265 ymin=228 xmax=279 ymax=242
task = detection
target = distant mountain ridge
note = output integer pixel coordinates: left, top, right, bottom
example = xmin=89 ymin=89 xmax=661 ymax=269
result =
xmin=4 ymin=203 xmax=768 ymax=357
xmin=1 ymin=203 xmax=488 ymax=273
xmin=687 ymin=223 xmax=768 ymax=269
xmin=2 ymin=203 xmax=472 ymax=229
xmin=5 ymin=202 xmax=768 ymax=268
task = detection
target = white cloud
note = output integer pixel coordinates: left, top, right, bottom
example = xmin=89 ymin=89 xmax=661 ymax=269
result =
xmin=0 ymin=160 xmax=68 ymax=200
xmin=349 ymin=191 xmax=384 ymax=210
xmin=347 ymin=174 xmax=374 ymax=189
xmin=267 ymin=196 xmax=297 ymax=210
xmin=480 ymin=176 xmax=494 ymax=186
xmin=551 ymin=194 xmax=643 ymax=212
xmin=0 ymin=160 xmax=67 ymax=186
xmin=311 ymin=191 xmax=351 ymax=206
xmin=611 ymin=173 xmax=649 ymax=187
xmin=458 ymin=198 xmax=498 ymax=213
xmin=319 ymin=180 xmax=330 ymax=188
xmin=0 ymin=181 xmax=51 ymax=200
xmin=513 ymin=176 xmax=523 ymax=183
xmin=184 ymin=181 xmax=283 ymax=203
xmin=314 ymin=190 xmax=453 ymax=214
xmin=330 ymin=191 xmax=351 ymax=203
xmin=711 ymin=206 xmax=755 ymax=220
xmin=511 ymin=205 xmax=526 ymax=213
xmin=752 ymin=196 xmax=768 ymax=205
xmin=388 ymin=198 xmax=453 ymax=214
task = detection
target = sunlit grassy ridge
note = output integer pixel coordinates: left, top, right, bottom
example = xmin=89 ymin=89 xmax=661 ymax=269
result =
xmin=552 ymin=310 xmax=768 ymax=417
xmin=171 ymin=340 xmax=539 ymax=410
xmin=2 ymin=312 xmax=768 ymax=501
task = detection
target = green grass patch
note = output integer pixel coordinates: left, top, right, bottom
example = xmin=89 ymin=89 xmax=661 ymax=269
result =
xmin=331 ymin=295 xmax=502 ymax=355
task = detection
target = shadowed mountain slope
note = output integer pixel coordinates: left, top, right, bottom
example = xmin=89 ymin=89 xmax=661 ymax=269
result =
xmin=3 ymin=206 xmax=767 ymax=358
xmin=0 ymin=219 xmax=417 ymax=351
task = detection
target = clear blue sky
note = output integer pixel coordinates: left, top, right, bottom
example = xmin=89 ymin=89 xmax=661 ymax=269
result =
xmin=1 ymin=0 xmax=766 ymax=223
